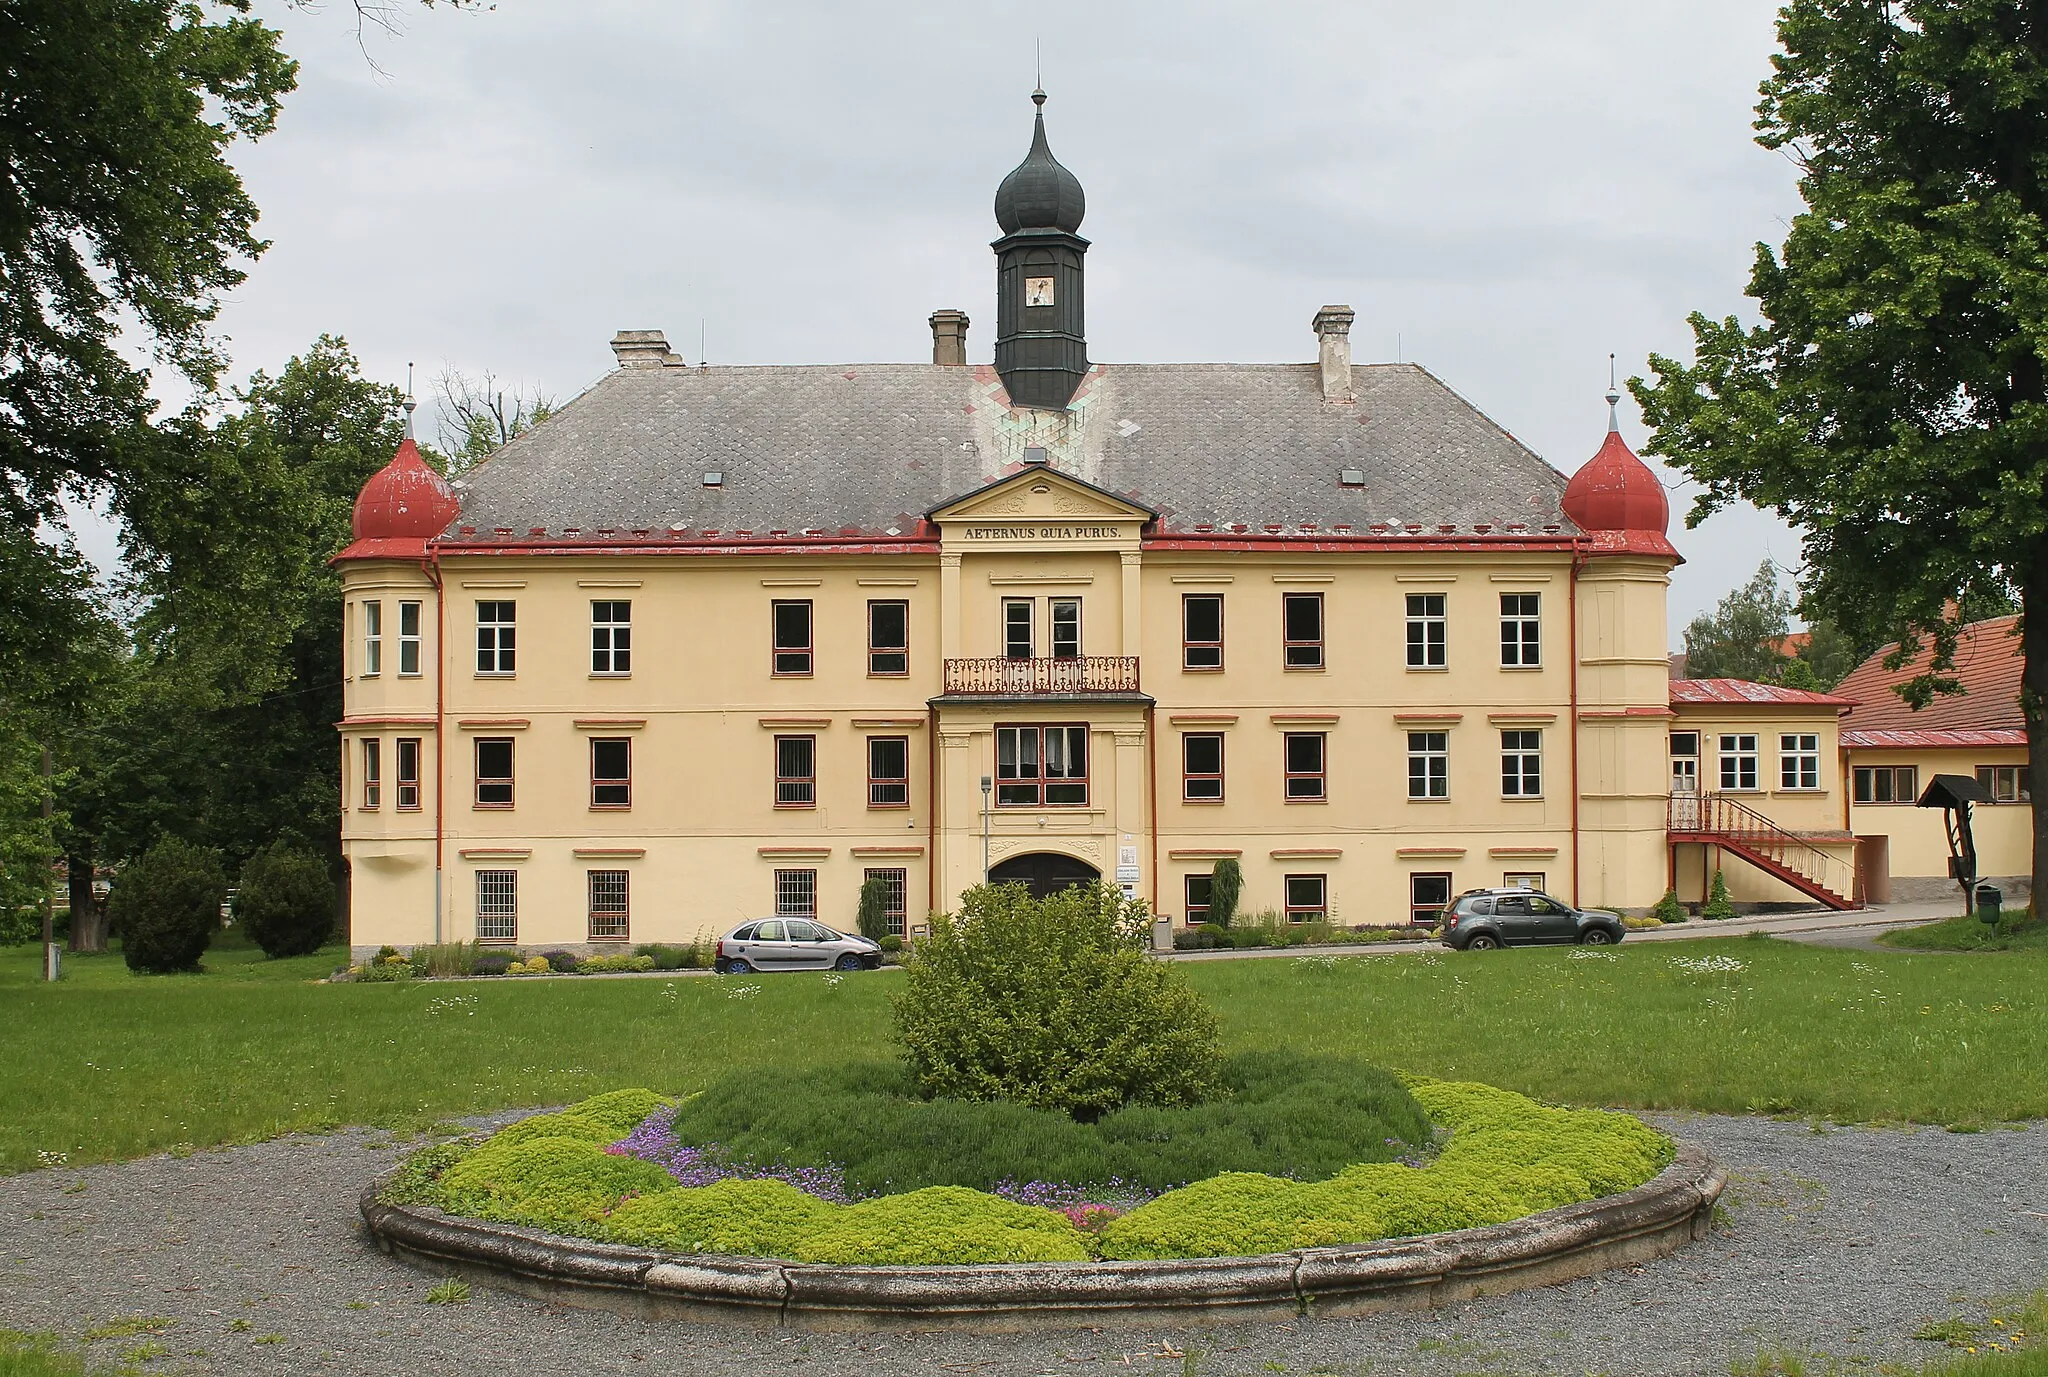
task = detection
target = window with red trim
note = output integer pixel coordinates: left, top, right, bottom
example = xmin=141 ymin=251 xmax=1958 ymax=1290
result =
xmin=591 ymin=738 xmax=631 ymax=808
xmin=360 ymin=738 xmax=381 ymax=809
xmin=775 ymin=735 xmax=816 ymax=807
xmin=396 ymin=738 xmax=422 ymax=811
xmin=1183 ymin=733 xmax=1223 ymax=801
xmin=1283 ymin=592 xmax=1323 ymax=668
xmin=475 ymin=738 xmax=514 ymax=808
xmin=868 ymin=736 xmax=909 ymax=807
xmin=1183 ymin=594 xmax=1223 ymax=670
xmin=996 ymin=725 xmax=1088 ymax=806
xmin=772 ymin=600 xmax=812 ymax=676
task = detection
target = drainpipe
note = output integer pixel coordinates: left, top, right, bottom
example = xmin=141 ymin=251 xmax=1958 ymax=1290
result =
xmin=1145 ymin=701 xmax=1160 ymax=916
xmin=425 ymin=548 xmax=446 ymax=944
xmin=1568 ymin=539 xmax=1584 ymax=908
xmin=925 ymin=714 xmax=939 ymax=926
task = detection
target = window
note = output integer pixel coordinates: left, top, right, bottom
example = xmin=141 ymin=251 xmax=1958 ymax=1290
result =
xmin=1779 ymin=733 xmax=1821 ymax=790
xmin=775 ymin=735 xmax=816 ymax=807
xmin=1504 ymin=871 xmax=1546 ymax=891
xmin=588 ymin=869 xmax=629 ymax=940
xmin=476 ymin=869 xmax=517 ymax=942
xmin=996 ymin=725 xmax=1089 ymax=806
xmin=1284 ymin=732 xmax=1326 ymax=801
xmin=1183 ymin=733 xmax=1224 ymax=801
xmin=474 ymin=738 xmax=514 ymax=807
xmin=1406 ymin=593 xmax=1447 ymax=669
xmin=774 ymin=868 xmax=817 ymax=918
xmin=1282 ymin=593 xmax=1324 ymax=668
xmin=1501 ymin=730 xmax=1542 ymax=797
xmin=1499 ymin=593 xmax=1540 ymax=667
xmin=1284 ymin=874 xmax=1327 ymax=923
xmin=1184 ymin=873 xmax=1212 ymax=926
xmin=362 ymin=600 xmax=383 ymax=676
xmin=475 ymin=601 xmax=515 ymax=675
xmin=360 ymin=738 xmax=381 ymax=809
xmin=868 ymin=736 xmax=909 ymax=807
xmin=1719 ymin=734 xmax=1759 ymax=790
xmin=868 ymin=600 xmax=908 ymax=676
xmin=772 ymin=600 xmax=812 ymax=675
xmin=396 ymin=738 xmax=422 ymax=810
xmin=1003 ymin=599 xmax=1035 ymax=660
xmin=1408 ymin=731 xmax=1449 ymax=799
xmin=1183 ymin=594 xmax=1223 ymax=670
xmin=592 ymin=601 xmax=631 ymax=675
xmin=1050 ymin=598 xmax=1081 ymax=659
xmin=591 ymin=738 xmax=631 ymax=808
xmin=863 ymin=867 xmax=908 ymax=937
xmin=1976 ymin=765 xmax=2031 ymax=803
xmin=398 ymin=601 xmax=422 ymax=676
xmin=1410 ymin=872 xmax=1452 ymax=926
xmin=1854 ymin=765 xmax=1918 ymax=803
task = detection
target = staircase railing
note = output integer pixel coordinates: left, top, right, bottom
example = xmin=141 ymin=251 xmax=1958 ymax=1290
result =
xmin=1668 ymin=790 xmax=1861 ymax=907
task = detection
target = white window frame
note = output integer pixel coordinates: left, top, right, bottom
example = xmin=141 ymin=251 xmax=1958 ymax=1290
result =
xmin=1779 ymin=733 xmax=1821 ymax=791
xmin=1003 ymin=598 xmax=1035 ymax=660
xmin=1499 ymin=593 xmax=1540 ymax=667
xmin=1405 ymin=593 xmax=1447 ymax=669
xmin=592 ymin=600 xmax=631 ymax=676
xmin=1500 ymin=729 xmax=1542 ymax=798
xmin=398 ymin=600 xmax=422 ymax=677
xmin=1050 ymin=598 xmax=1082 ymax=660
xmin=774 ymin=868 xmax=817 ymax=918
xmin=1407 ymin=730 xmax=1449 ymax=799
xmin=1719 ymin=734 xmax=1759 ymax=791
xmin=476 ymin=870 xmax=517 ymax=943
xmin=362 ymin=600 xmax=382 ymax=677
xmin=475 ymin=601 xmax=516 ymax=676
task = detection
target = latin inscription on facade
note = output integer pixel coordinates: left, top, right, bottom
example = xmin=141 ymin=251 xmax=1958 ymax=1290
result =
xmin=964 ymin=525 xmax=1122 ymax=541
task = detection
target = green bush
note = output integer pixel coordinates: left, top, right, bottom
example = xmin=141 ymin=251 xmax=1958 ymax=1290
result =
xmin=1095 ymin=1076 xmax=1672 ymax=1259
xmin=879 ymin=935 xmax=903 ymax=954
xmin=1209 ymin=857 xmax=1242 ymax=928
xmin=470 ymin=951 xmax=513 ymax=975
xmin=354 ymin=958 xmax=412 ymax=983
xmin=581 ymin=953 xmax=655 ymax=973
xmin=412 ymin=942 xmax=478 ymax=977
xmin=894 ymin=882 xmax=1223 ymax=1120
xmin=1703 ymin=871 xmax=1738 ymax=920
xmin=1650 ymin=888 xmax=1687 ymax=925
xmin=234 ymin=844 xmax=335 ymax=958
xmin=109 ymin=838 xmax=226 ymax=974
xmin=665 ymin=1051 xmax=1430 ymax=1197
xmin=855 ymin=875 xmax=892 ymax=944
xmin=634 ymin=942 xmax=701 ymax=970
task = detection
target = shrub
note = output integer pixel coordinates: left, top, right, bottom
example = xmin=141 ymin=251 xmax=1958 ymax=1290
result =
xmin=855 ymin=876 xmax=892 ymax=944
xmin=879 ymin=935 xmax=903 ymax=954
xmin=894 ymin=882 xmax=1223 ymax=1120
xmin=665 ymin=1051 xmax=1428 ymax=1198
xmin=581 ymin=953 xmax=655 ymax=973
xmin=1209 ymin=858 xmax=1243 ymax=928
xmin=110 ymin=838 xmax=226 ymax=974
xmin=234 ymin=844 xmax=336 ymax=958
xmin=470 ymin=952 xmax=513 ymax=976
xmin=1651 ymin=888 xmax=1687 ymax=925
xmin=539 ymin=949 xmax=581 ymax=973
xmin=507 ymin=955 xmax=551 ymax=975
xmin=413 ymin=942 xmax=478 ymax=977
xmin=354 ymin=959 xmax=412 ymax=983
xmin=1703 ymin=871 xmax=1738 ymax=920
xmin=635 ymin=942 xmax=700 ymax=970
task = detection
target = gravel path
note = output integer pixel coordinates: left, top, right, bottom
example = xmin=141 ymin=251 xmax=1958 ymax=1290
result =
xmin=2 ymin=1114 xmax=2043 ymax=1377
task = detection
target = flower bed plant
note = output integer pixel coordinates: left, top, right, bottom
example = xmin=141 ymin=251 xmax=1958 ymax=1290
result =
xmin=385 ymin=1076 xmax=1672 ymax=1266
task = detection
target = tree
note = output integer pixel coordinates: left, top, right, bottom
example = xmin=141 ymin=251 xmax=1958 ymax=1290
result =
xmin=434 ymin=369 xmax=555 ymax=474
xmin=236 ymin=842 xmax=336 ymax=957
xmin=1683 ymin=560 xmax=1797 ymax=682
xmin=110 ymin=836 xmax=226 ymax=973
xmin=0 ymin=0 xmax=295 ymax=696
xmin=1208 ymin=857 xmax=1242 ymax=929
xmin=1635 ymin=1 xmax=2048 ymax=903
xmin=854 ymin=875 xmax=892 ymax=944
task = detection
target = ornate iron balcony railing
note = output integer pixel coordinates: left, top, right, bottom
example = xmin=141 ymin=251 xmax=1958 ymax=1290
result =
xmin=941 ymin=656 xmax=1142 ymax=696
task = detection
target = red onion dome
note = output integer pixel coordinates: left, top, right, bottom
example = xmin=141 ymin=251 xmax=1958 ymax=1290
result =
xmin=351 ymin=437 xmax=459 ymax=541
xmin=1562 ymin=391 xmax=1674 ymax=555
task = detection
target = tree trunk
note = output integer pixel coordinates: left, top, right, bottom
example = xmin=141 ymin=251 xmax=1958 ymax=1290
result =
xmin=66 ymin=854 xmax=106 ymax=953
xmin=2026 ymin=568 xmax=2048 ymax=918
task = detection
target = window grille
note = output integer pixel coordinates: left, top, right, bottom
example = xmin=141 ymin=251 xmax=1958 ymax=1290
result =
xmin=587 ymin=869 xmax=629 ymax=940
xmin=476 ymin=870 xmax=517 ymax=942
xmin=774 ymin=868 xmax=817 ymax=918
xmin=863 ymin=867 xmax=907 ymax=936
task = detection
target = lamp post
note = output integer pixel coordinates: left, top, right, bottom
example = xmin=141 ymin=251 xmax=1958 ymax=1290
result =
xmin=980 ymin=774 xmax=993 ymax=880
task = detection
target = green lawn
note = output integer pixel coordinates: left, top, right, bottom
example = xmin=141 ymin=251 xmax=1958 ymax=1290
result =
xmin=1883 ymin=910 xmax=2048 ymax=954
xmin=3 ymin=934 xmax=2044 ymax=1175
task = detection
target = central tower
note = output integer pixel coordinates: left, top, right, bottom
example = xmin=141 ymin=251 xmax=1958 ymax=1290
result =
xmin=992 ymin=90 xmax=1089 ymax=411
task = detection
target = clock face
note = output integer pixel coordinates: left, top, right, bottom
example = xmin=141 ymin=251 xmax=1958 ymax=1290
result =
xmin=1024 ymin=276 xmax=1055 ymax=308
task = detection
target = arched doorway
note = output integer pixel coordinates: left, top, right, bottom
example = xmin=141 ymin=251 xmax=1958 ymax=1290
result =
xmin=987 ymin=852 xmax=1101 ymax=901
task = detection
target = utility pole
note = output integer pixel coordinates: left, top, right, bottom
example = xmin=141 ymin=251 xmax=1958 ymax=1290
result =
xmin=40 ymin=745 xmax=59 ymax=982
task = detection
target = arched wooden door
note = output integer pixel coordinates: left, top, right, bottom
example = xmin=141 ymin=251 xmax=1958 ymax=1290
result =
xmin=987 ymin=852 xmax=1101 ymax=900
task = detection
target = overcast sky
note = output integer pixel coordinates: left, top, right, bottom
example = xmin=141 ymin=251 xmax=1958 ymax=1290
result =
xmin=119 ymin=0 xmax=1812 ymax=644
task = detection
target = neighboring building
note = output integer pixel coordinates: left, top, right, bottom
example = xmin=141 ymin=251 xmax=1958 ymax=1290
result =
xmin=335 ymin=96 xmax=1874 ymax=955
xmin=1835 ymin=615 xmax=2031 ymax=901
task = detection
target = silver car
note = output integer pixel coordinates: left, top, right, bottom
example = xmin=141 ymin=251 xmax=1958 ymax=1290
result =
xmin=714 ymin=918 xmax=883 ymax=974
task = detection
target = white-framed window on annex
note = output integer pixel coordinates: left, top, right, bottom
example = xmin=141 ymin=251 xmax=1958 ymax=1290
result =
xmin=476 ymin=869 xmax=517 ymax=943
xmin=863 ymin=866 xmax=908 ymax=937
xmin=398 ymin=600 xmax=423 ymax=676
xmin=774 ymin=868 xmax=817 ymax=918
xmin=1500 ymin=730 xmax=1541 ymax=797
xmin=1779 ymin=734 xmax=1820 ymax=791
xmin=475 ymin=600 xmax=516 ymax=675
xmin=361 ymin=599 xmax=383 ymax=676
xmin=592 ymin=600 xmax=631 ymax=675
xmin=1719 ymin=734 xmax=1759 ymax=791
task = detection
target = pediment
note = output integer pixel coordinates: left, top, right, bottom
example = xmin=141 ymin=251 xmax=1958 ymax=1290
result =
xmin=929 ymin=467 xmax=1153 ymax=525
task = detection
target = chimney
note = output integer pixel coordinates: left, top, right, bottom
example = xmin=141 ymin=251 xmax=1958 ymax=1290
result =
xmin=1313 ymin=305 xmax=1355 ymax=402
xmin=610 ymin=329 xmax=678 ymax=369
xmin=929 ymin=309 xmax=970 ymax=366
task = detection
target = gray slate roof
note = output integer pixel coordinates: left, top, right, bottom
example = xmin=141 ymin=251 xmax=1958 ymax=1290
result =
xmin=447 ymin=361 xmax=1575 ymax=538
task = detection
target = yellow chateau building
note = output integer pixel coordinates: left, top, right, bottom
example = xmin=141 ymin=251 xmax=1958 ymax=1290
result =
xmin=336 ymin=97 xmax=1886 ymax=955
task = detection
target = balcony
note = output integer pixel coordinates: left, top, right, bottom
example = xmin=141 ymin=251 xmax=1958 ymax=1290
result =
xmin=940 ymin=656 xmax=1144 ymax=698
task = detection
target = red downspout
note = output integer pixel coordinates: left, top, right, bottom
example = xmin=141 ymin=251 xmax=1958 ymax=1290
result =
xmin=925 ymin=713 xmax=939 ymax=926
xmin=425 ymin=548 xmax=447 ymax=943
xmin=1568 ymin=539 xmax=1584 ymax=908
xmin=1145 ymin=700 xmax=1160 ymax=917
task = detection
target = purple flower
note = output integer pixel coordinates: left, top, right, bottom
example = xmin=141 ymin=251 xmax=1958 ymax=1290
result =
xmin=987 ymin=1175 xmax=1160 ymax=1213
xmin=607 ymin=1107 xmax=853 ymax=1203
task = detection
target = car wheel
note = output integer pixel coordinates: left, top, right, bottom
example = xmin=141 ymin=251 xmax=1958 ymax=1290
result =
xmin=725 ymin=958 xmax=753 ymax=975
xmin=834 ymin=953 xmax=862 ymax=972
xmin=1580 ymin=927 xmax=1615 ymax=946
xmin=1466 ymin=932 xmax=1502 ymax=951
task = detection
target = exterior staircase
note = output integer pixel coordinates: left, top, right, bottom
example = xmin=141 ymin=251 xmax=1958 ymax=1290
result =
xmin=1667 ymin=791 xmax=1863 ymax=911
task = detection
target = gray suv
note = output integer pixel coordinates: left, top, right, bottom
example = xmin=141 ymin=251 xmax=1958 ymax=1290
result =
xmin=714 ymin=919 xmax=883 ymax=973
xmin=1438 ymin=889 xmax=1626 ymax=950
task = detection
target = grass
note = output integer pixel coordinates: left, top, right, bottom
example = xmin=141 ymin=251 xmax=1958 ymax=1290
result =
xmin=1883 ymin=910 xmax=2048 ymax=953
xmin=2 ymin=935 xmax=2045 ymax=1174
xmin=0 ymin=1331 xmax=140 ymax=1377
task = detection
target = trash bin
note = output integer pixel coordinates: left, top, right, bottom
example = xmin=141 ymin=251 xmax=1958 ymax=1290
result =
xmin=1151 ymin=917 xmax=1173 ymax=952
xmin=1975 ymin=883 xmax=2003 ymax=924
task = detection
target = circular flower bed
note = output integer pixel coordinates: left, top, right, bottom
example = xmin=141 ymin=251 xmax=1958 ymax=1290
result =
xmin=381 ymin=1070 xmax=1673 ymax=1266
